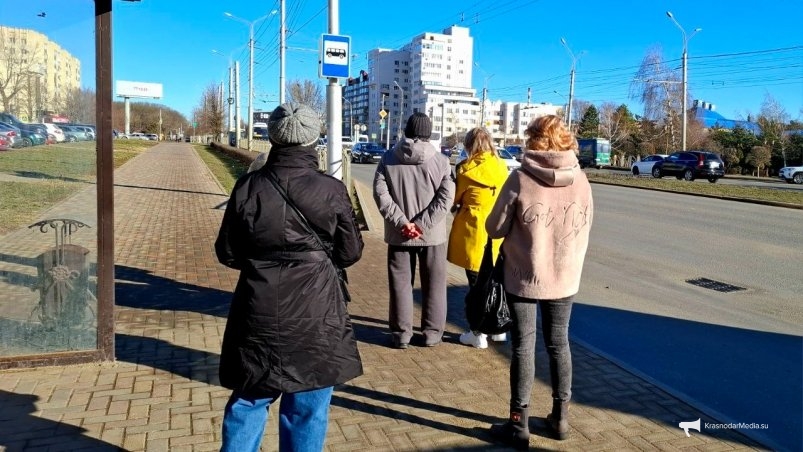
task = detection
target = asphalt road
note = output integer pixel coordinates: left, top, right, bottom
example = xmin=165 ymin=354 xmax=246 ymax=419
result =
xmin=351 ymin=162 xmax=802 ymax=451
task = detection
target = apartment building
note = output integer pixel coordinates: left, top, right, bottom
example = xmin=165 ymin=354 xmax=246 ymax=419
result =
xmin=345 ymin=25 xmax=560 ymax=147
xmin=0 ymin=26 xmax=81 ymax=122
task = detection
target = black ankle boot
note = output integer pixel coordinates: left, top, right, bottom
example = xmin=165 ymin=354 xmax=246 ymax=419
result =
xmin=546 ymin=399 xmax=569 ymax=440
xmin=489 ymin=406 xmax=529 ymax=450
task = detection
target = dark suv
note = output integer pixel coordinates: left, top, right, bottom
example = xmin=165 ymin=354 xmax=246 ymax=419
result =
xmin=0 ymin=112 xmax=48 ymax=136
xmin=350 ymin=142 xmax=387 ymax=164
xmin=651 ymin=151 xmax=725 ymax=183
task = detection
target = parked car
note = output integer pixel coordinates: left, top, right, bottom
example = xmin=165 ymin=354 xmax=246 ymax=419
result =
xmin=631 ymin=154 xmax=669 ymax=176
xmin=778 ymin=165 xmax=803 ymax=184
xmin=74 ymin=125 xmax=96 ymax=140
xmin=350 ymin=142 xmax=387 ymax=163
xmin=20 ymin=129 xmax=47 ymax=147
xmin=60 ymin=125 xmax=92 ymax=141
xmin=0 ymin=112 xmax=49 ymax=137
xmin=455 ymin=148 xmax=521 ymax=175
xmin=0 ymin=135 xmax=10 ymax=151
xmin=0 ymin=122 xmax=21 ymax=148
xmin=128 ymin=132 xmax=150 ymax=140
xmin=503 ymin=144 xmax=524 ymax=162
xmin=651 ymin=151 xmax=725 ymax=183
xmin=145 ymin=133 xmax=158 ymax=141
xmin=43 ymin=123 xmax=66 ymax=142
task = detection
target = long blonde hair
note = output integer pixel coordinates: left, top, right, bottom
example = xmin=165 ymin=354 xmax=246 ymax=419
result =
xmin=464 ymin=127 xmax=497 ymax=160
xmin=524 ymin=115 xmax=577 ymax=152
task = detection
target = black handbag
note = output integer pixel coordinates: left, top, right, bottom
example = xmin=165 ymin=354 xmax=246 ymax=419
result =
xmin=464 ymin=239 xmax=511 ymax=335
xmin=265 ymin=170 xmax=352 ymax=303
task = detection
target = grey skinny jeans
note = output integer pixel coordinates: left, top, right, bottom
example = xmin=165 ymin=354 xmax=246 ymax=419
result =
xmin=508 ymin=293 xmax=574 ymax=409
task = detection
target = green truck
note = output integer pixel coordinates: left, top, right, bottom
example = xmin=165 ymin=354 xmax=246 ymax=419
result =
xmin=577 ymin=138 xmax=611 ymax=169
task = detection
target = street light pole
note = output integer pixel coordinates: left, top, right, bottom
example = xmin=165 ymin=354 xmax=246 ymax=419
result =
xmin=225 ymin=11 xmax=274 ymax=152
xmin=382 ymin=93 xmax=390 ymax=149
xmin=343 ymin=98 xmax=353 ymax=141
xmin=474 ymin=63 xmax=494 ymax=129
xmin=553 ymin=90 xmax=568 ymax=124
xmin=560 ymin=38 xmax=584 ymax=132
xmin=279 ymin=0 xmax=286 ymax=104
xmin=666 ymin=11 xmax=701 ymax=152
xmin=394 ymin=81 xmax=404 ymax=141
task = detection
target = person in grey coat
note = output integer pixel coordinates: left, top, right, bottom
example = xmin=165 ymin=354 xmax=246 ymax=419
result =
xmin=373 ymin=112 xmax=455 ymax=349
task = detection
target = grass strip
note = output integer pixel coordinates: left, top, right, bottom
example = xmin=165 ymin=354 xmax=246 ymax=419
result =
xmin=0 ymin=141 xmax=153 ymax=235
xmin=587 ymin=173 xmax=803 ymax=207
xmin=193 ymin=144 xmax=250 ymax=194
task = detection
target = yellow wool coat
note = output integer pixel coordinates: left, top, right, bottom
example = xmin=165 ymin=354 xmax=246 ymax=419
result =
xmin=447 ymin=152 xmax=510 ymax=272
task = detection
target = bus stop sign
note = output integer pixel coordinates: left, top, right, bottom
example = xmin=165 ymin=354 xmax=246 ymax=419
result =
xmin=320 ymin=34 xmax=350 ymax=79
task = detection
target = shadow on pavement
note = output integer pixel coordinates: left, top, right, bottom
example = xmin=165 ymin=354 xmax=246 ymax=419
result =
xmin=114 ymin=265 xmax=230 ymax=316
xmin=116 ymin=333 xmax=220 ymax=385
xmin=571 ymin=302 xmax=800 ymax=451
xmin=332 ymin=384 xmax=500 ymax=447
xmin=13 ymin=170 xmax=89 ymax=184
xmin=0 ymin=389 xmax=122 ymax=451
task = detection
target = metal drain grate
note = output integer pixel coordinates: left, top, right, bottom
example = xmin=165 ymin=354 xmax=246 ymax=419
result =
xmin=686 ymin=278 xmax=746 ymax=293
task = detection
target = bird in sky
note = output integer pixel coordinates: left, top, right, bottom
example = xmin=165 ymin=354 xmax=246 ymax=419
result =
xmin=37 ymin=12 xmax=46 ymax=18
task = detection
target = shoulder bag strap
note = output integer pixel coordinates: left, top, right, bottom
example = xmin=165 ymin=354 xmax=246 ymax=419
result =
xmin=264 ymin=169 xmax=332 ymax=260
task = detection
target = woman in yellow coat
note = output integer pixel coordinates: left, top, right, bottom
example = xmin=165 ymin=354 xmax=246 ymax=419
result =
xmin=447 ymin=127 xmax=510 ymax=349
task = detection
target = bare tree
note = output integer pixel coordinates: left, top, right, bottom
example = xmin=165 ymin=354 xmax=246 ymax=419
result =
xmin=629 ymin=46 xmax=682 ymax=121
xmin=598 ymin=103 xmax=635 ymax=151
xmin=194 ymin=82 xmax=224 ymax=136
xmin=286 ymin=79 xmax=325 ymax=112
xmin=286 ymin=79 xmax=327 ymax=133
xmin=757 ymin=93 xmax=790 ymax=167
xmin=62 ymin=88 xmax=96 ymax=124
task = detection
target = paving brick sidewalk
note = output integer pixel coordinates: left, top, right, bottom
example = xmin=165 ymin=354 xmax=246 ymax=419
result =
xmin=0 ymin=143 xmax=765 ymax=451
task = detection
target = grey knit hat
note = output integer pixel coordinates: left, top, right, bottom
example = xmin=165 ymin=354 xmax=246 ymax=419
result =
xmin=268 ymin=102 xmax=321 ymax=146
xmin=404 ymin=112 xmax=432 ymax=139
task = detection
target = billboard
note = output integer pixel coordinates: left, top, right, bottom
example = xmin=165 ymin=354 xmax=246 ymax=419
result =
xmin=116 ymin=80 xmax=163 ymax=99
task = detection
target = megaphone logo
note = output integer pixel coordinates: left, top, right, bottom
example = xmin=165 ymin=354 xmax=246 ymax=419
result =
xmin=678 ymin=418 xmax=701 ymax=437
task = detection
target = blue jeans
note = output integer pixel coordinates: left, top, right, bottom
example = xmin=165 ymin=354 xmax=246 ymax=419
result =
xmin=221 ymin=386 xmax=334 ymax=452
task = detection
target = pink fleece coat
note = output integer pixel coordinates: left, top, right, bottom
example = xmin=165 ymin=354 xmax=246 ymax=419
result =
xmin=485 ymin=149 xmax=593 ymax=300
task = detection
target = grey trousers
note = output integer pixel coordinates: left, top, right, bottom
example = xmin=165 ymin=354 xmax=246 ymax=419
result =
xmin=387 ymin=243 xmax=447 ymax=345
xmin=508 ymin=293 xmax=574 ymax=409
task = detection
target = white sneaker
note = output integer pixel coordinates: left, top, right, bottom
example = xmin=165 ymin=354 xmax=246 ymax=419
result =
xmin=459 ymin=331 xmax=488 ymax=349
xmin=490 ymin=333 xmax=507 ymax=342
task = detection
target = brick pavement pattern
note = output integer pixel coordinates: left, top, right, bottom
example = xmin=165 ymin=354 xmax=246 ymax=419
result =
xmin=0 ymin=143 xmax=765 ymax=451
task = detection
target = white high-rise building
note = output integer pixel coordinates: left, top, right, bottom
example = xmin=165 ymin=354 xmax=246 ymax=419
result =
xmin=360 ymin=26 xmax=478 ymax=147
xmin=349 ymin=25 xmax=561 ymax=148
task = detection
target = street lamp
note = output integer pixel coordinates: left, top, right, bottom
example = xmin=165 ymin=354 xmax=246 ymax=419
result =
xmin=553 ymin=90 xmax=568 ymax=124
xmin=211 ymin=48 xmax=241 ymax=137
xmin=474 ymin=62 xmax=495 ymax=127
xmin=343 ymin=98 xmax=354 ymax=142
xmin=560 ymin=37 xmax=585 ymax=132
xmin=666 ymin=11 xmax=701 ymax=151
xmin=393 ymin=81 xmax=404 ymax=140
xmin=224 ymin=10 xmax=275 ymax=152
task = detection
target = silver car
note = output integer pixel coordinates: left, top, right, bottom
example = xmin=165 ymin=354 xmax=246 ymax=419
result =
xmin=631 ymin=154 xmax=668 ymax=176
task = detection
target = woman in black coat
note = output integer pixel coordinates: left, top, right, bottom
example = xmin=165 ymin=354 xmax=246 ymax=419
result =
xmin=215 ymin=103 xmax=364 ymax=452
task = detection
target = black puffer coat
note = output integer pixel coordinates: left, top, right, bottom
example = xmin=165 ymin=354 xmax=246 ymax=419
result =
xmin=215 ymin=144 xmax=364 ymax=397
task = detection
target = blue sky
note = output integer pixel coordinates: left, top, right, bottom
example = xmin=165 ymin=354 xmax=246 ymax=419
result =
xmin=4 ymin=1 xmax=802 ymax=123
